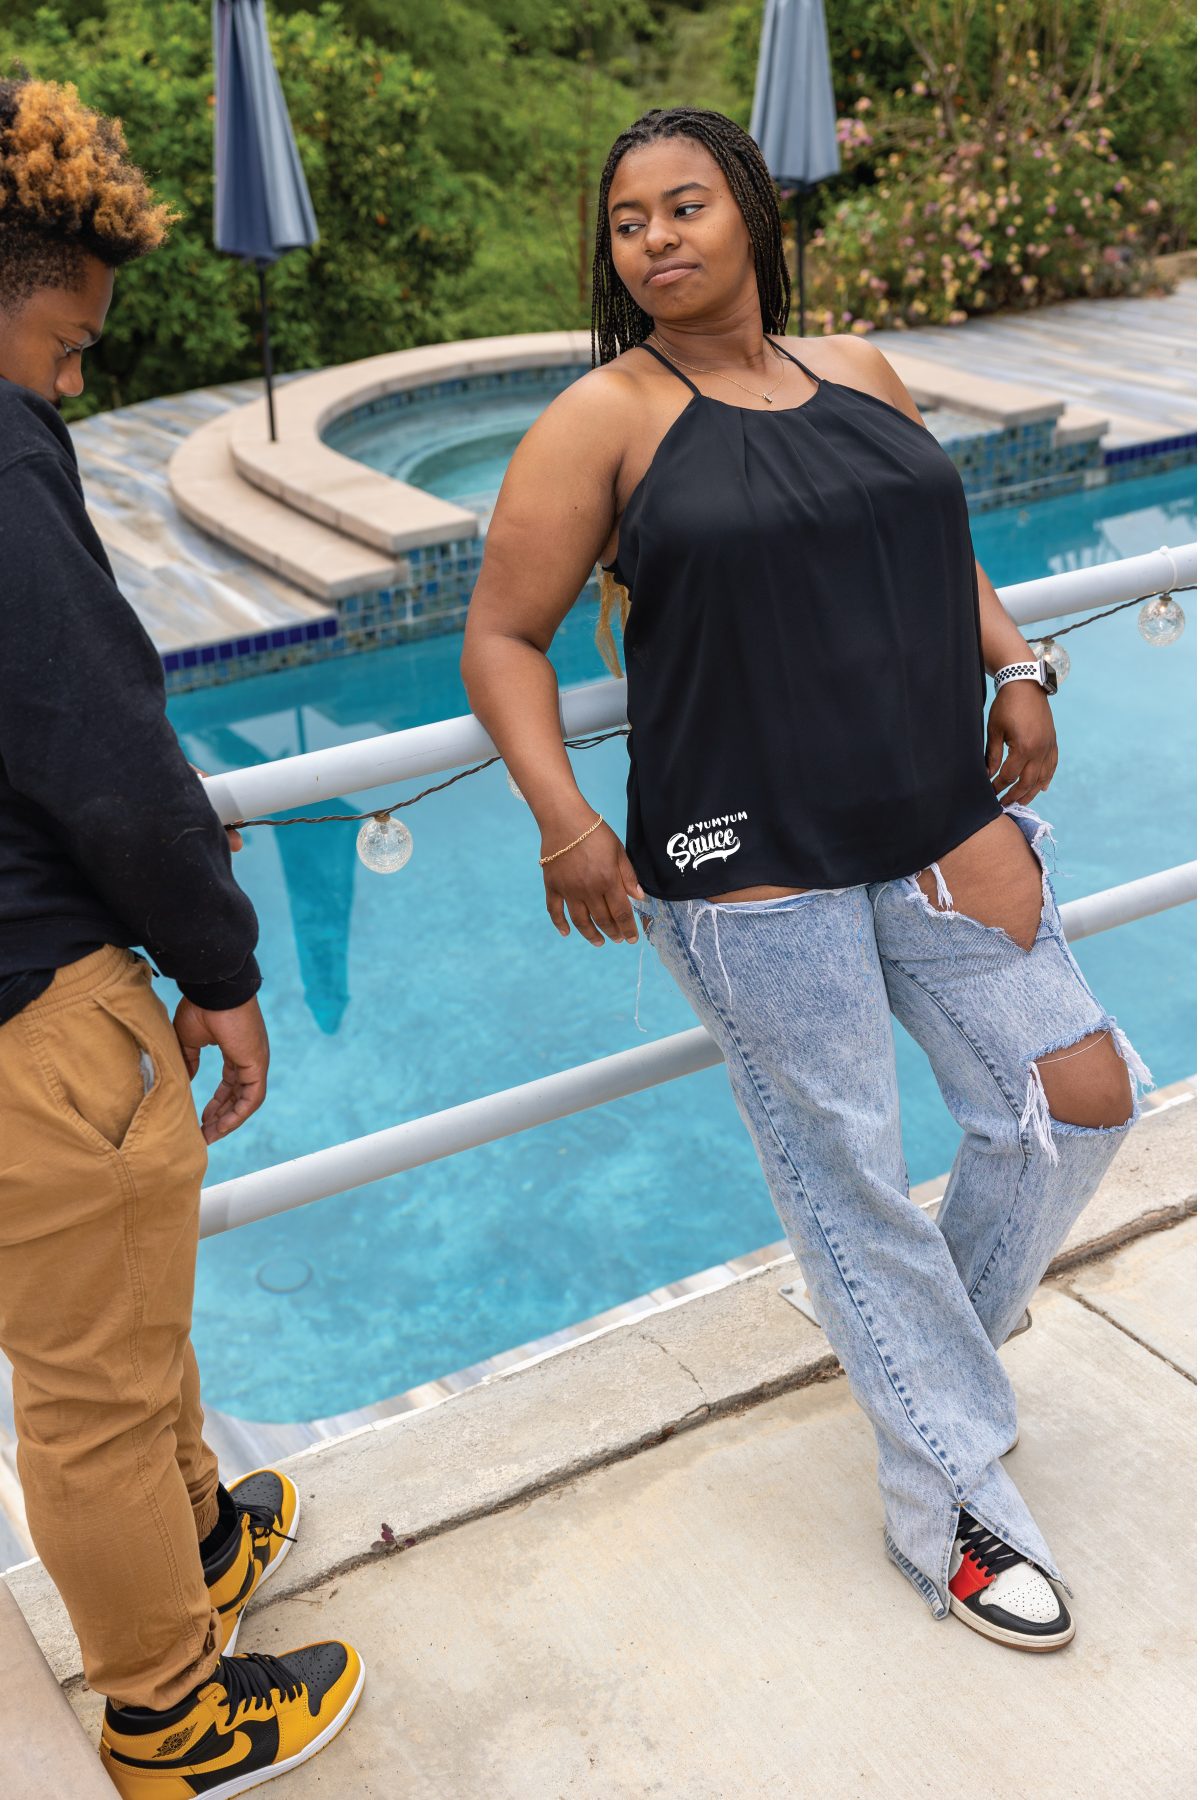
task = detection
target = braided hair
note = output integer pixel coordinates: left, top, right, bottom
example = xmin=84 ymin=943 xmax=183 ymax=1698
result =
xmin=589 ymin=107 xmax=790 ymax=676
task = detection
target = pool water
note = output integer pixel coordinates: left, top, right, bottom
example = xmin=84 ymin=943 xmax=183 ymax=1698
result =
xmin=170 ymin=466 xmax=1197 ymax=1422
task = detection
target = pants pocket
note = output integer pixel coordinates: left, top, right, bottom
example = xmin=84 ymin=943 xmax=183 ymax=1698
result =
xmin=26 ymin=966 xmax=164 ymax=1157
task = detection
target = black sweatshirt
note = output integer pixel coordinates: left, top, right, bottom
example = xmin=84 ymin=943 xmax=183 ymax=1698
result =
xmin=0 ymin=379 xmax=261 ymax=1022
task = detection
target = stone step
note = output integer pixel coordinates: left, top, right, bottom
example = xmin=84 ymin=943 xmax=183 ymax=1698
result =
xmin=0 ymin=1582 xmax=111 ymax=1796
xmin=168 ymin=410 xmax=407 ymax=604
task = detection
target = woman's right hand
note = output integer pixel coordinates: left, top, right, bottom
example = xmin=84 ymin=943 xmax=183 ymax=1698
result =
xmin=543 ymin=820 xmax=645 ymax=946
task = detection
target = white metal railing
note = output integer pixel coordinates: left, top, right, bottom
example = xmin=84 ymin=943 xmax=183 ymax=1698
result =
xmin=196 ymin=546 xmax=1198 ymax=1237
xmin=200 ymin=545 xmax=1197 ymax=825
xmin=198 ymin=863 xmax=1195 ymax=1237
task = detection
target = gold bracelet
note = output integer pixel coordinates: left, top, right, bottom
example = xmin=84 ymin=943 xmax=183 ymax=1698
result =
xmin=539 ymin=813 xmax=604 ymax=866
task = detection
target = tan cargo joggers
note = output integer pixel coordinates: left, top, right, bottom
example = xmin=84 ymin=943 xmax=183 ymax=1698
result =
xmin=0 ymin=944 xmax=224 ymax=1708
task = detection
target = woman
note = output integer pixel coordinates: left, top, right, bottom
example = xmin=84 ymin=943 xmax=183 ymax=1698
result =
xmin=460 ymin=105 xmax=1152 ymax=1652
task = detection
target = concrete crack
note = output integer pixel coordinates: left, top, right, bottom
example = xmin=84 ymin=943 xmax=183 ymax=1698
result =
xmin=641 ymin=1333 xmax=708 ymax=1406
xmin=1063 ymin=1287 xmax=1196 ymax=1384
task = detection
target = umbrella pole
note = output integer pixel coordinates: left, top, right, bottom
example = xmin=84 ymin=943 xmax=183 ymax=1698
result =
xmin=257 ymin=265 xmax=278 ymax=443
xmin=793 ymin=187 xmax=806 ymax=338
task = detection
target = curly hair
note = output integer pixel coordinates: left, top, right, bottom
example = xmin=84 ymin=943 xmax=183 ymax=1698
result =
xmin=589 ymin=107 xmax=790 ymax=678
xmin=0 ymin=76 xmax=178 ymax=311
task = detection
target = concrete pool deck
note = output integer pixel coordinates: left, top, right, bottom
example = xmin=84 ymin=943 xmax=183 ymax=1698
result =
xmin=4 ymin=1076 xmax=1194 ymax=1794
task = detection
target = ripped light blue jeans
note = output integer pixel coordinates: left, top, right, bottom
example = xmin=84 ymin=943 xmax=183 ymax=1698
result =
xmin=629 ymin=801 xmax=1153 ymax=1618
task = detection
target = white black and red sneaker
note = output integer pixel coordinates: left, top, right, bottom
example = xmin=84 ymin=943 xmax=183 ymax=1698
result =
xmin=949 ymin=1510 xmax=1075 ymax=1651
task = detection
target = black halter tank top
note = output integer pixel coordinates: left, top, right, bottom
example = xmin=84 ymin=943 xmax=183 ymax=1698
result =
xmin=600 ymin=336 xmax=1004 ymax=898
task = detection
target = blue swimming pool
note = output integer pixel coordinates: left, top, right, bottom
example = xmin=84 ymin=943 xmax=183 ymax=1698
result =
xmin=169 ymin=466 xmax=1197 ymax=1422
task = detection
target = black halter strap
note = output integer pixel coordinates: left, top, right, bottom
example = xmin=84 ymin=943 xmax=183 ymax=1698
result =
xmin=636 ymin=339 xmax=701 ymax=396
xmin=767 ymin=337 xmax=824 ymax=386
xmin=637 ymin=335 xmax=822 ymax=397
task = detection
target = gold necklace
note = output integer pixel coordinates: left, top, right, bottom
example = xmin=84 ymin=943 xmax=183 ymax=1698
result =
xmin=647 ymin=332 xmax=792 ymax=404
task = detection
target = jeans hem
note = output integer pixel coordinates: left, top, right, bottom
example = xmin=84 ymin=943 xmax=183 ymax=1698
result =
xmin=884 ymin=1528 xmax=950 ymax=1619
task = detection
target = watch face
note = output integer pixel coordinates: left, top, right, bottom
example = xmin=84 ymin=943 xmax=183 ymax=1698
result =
xmin=1040 ymin=658 xmax=1059 ymax=695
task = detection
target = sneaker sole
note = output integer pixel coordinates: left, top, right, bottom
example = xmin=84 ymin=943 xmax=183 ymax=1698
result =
xmin=949 ymin=1593 xmax=1075 ymax=1651
xmin=173 ymin=1652 xmax=365 ymax=1800
xmin=222 ymin=1481 xmax=301 ymax=1657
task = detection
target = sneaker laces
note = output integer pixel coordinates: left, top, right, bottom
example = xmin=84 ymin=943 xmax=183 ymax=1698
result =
xmin=956 ymin=1510 xmax=1025 ymax=1580
xmin=237 ymin=1497 xmax=297 ymax=1549
xmin=217 ymin=1651 xmax=304 ymax=1714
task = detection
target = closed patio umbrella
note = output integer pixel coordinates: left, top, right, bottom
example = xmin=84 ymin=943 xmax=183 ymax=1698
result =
xmin=212 ymin=0 xmax=318 ymax=439
xmin=749 ymin=0 xmax=841 ymax=335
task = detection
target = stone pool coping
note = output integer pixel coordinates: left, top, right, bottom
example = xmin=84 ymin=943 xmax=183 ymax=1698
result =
xmin=227 ymin=331 xmax=597 ymax=554
xmin=167 ymin=328 xmax=1118 ymax=608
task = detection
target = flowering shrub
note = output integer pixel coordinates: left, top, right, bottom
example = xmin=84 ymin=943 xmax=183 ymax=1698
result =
xmin=808 ymin=103 xmax=1159 ymax=332
xmin=731 ymin=0 xmax=1194 ymax=333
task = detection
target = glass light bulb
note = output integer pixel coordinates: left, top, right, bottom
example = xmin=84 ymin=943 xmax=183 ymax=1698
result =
xmin=507 ymin=769 xmax=526 ymax=803
xmin=1029 ymin=635 xmax=1070 ymax=685
xmin=1137 ymin=593 xmax=1186 ymax=646
xmin=356 ymin=815 xmax=413 ymax=873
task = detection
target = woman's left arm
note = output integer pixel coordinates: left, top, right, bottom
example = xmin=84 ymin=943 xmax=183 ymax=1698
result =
xmin=974 ymin=559 xmax=1058 ymax=807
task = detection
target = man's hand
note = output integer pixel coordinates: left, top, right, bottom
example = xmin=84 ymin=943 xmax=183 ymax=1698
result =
xmin=173 ymin=995 xmax=270 ymax=1143
xmin=188 ymin=762 xmax=244 ymax=852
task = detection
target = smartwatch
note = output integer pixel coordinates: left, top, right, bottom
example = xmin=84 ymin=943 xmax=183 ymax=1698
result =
xmin=993 ymin=655 xmax=1058 ymax=697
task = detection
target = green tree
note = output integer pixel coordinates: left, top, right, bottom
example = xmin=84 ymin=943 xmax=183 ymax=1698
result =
xmin=2 ymin=0 xmax=476 ymax=414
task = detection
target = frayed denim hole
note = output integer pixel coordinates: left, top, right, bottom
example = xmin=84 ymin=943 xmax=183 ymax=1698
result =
xmin=1020 ymin=1012 xmax=1154 ymax=1155
xmin=903 ymin=841 xmax=1057 ymax=951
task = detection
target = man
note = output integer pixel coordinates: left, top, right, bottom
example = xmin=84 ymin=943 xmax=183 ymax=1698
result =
xmin=0 ymin=77 xmax=363 ymax=1791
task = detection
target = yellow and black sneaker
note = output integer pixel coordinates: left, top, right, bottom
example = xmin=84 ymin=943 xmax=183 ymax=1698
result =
xmin=100 ymin=1642 xmax=365 ymax=1798
xmin=202 ymin=1470 xmax=300 ymax=1655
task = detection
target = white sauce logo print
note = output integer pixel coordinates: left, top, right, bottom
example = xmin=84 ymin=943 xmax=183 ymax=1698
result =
xmin=666 ymin=812 xmax=748 ymax=873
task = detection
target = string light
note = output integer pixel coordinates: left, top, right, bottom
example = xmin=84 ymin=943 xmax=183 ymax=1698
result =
xmin=1137 ymin=544 xmax=1187 ymax=646
xmin=356 ymin=815 xmax=414 ymax=873
xmin=224 ymin=579 xmax=1191 ymax=873
xmin=1028 ymin=635 xmax=1071 ymax=684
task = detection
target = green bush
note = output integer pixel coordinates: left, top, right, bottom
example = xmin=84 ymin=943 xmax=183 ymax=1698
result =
xmin=1 ymin=0 xmax=1193 ymax=408
xmin=724 ymin=0 xmax=1194 ymax=332
xmin=2 ymin=0 xmax=477 ymax=415
xmin=812 ymin=104 xmax=1160 ymax=333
